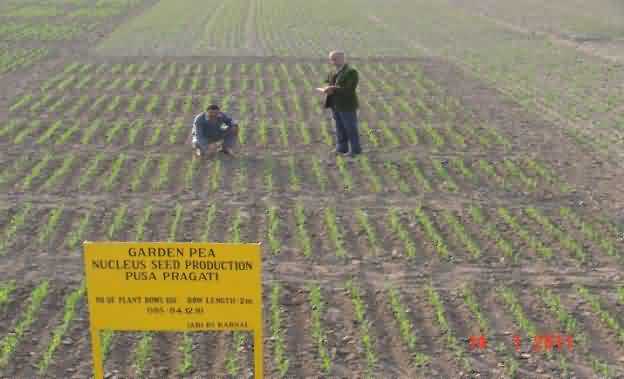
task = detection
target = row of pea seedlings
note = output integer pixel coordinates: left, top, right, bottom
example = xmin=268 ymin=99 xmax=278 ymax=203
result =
xmin=344 ymin=279 xmax=378 ymax=378
xmin=0 ymin=280 xmax=50 ymax=369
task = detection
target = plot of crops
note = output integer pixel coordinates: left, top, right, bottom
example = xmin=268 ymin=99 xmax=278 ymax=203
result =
xmin=2 ymin=0 xmax=624 ymax=378
xmin=95 ymin=0 xmax=416 ymax=57
xmin=0 ymin=0 xmax=146 ymax=43
xmin=0 ymin=47 xmax=49 ymax=76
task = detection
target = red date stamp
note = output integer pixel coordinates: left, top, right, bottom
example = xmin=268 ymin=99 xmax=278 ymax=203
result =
xmin=468 ymin=334 xmax=573 ymax=352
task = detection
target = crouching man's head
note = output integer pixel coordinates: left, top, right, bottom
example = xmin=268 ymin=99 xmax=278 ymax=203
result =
xmin=206 ymin=104 xmax=220 ymax=120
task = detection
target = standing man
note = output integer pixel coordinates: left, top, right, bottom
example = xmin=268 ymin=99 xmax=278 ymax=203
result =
xmin=321 ymin=50 xmax=362 ymax=157
xmin=191 ymin=104 xmax=239 ymax=157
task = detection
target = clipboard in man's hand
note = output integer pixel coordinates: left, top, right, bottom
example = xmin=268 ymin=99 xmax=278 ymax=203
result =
xmin=317 ymin=86 xmax=337 ymax=94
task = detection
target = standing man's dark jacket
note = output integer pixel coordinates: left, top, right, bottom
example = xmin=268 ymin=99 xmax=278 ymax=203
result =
xmin=324 ymin=64 xmax=359 ymax=112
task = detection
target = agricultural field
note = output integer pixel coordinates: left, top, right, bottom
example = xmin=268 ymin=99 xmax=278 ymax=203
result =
xmin=449 ymin=0 xmax=624 ymax=40
xmin=1 ymin=0 xmax=624 ymax=378
xmin=95 ymin=0 xmax=414 ymax=57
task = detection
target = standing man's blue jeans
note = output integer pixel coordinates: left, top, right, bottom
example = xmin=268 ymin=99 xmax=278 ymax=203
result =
xmin=331 ymin=109 xmax=361 ymax=154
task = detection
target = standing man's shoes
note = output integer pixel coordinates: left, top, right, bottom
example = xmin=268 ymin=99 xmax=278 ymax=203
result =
xmin=334 ymin=144 xmax=348 ymax=155
xmin=347 ymin=151 xmax=361 ymax=157
xmin=220 ymin=148 xmax=234 ymax=155
xmin=195 ymin=148 xmax=202 ymax=157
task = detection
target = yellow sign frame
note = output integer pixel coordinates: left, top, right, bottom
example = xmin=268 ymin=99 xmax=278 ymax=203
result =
xmin=83 ymin=241 xmax=263 ymax=379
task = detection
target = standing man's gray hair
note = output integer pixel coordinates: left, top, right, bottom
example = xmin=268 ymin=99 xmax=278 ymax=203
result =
xmin=329 ymin=50 xmax=345 ymax=63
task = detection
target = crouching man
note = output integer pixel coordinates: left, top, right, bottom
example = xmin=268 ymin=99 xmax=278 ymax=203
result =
xmin=191 ymin=104 xmax=239 ymax=157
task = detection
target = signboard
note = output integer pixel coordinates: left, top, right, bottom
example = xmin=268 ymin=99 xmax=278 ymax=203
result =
xmin=83 ymin=241 xmax=263 ymax=379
